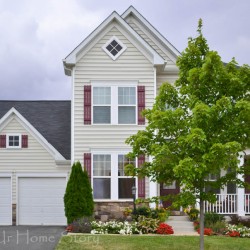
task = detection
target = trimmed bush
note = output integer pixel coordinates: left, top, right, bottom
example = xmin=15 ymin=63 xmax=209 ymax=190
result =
xmin=133 ymin=206 xmax=151 ymax=221
xmin=64 ymin=161 xmax=94 ymax=224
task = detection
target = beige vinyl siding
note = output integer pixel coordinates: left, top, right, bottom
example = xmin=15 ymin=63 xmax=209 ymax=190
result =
xmin=73 ymin=25 xmax=155 ymax=199
xmin=156 ymin=74 xmax=179 ymax=94
xmin=125 ymin=17 xmax=175 ymax=66
xmin=0 ymin=117 xmax=70 ymax=203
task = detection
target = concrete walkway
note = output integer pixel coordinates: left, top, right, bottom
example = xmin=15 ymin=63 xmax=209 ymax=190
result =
xmin=167 ymin=216 xmax=199 ymax=236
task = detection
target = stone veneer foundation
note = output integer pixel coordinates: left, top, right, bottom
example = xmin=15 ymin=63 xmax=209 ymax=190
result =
xmin=94 ymin=202 xmax=135 ymax=221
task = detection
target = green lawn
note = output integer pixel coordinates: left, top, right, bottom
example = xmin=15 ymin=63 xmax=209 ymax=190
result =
xmin=56 ymin=235 xmax=250 ymax=250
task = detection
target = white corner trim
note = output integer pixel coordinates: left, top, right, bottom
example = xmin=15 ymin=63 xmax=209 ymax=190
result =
xmin=71 ymin=67 xmax=75 ymax=165
xmin=0 ymin=107 xmax=66 ymax=161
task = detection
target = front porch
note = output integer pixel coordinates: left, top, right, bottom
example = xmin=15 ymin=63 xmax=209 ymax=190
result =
xmin=204 ymin=194 xmax=250 ymax=215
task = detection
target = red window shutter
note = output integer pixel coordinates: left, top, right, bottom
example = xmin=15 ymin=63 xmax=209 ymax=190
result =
xmin=137 ymin=155 xmax=145 ymax=198
xmin=84 ymin=85 xmax=92 ymax=124
xmin=137 ymin=86 xmax=145 ymax=125
xmin=84 ymin=153 xmax=92 ymax=178
xmin=0 ymin=135 xmax=6 ymax=148
xmin=22 ymin=135 xmax=28 ymax=148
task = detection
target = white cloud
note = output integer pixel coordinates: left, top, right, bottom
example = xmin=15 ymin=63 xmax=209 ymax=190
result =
xmin=0 ymin=0 xmax=249 ymax=100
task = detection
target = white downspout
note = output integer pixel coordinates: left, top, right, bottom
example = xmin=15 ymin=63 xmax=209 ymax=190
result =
xmin=149 ymin=66 xmax=158 ymax=208
xmin=71 ymin=68 xmax=75 ymax=166
xmin=63 ymin=62 xmax=74 ymax=166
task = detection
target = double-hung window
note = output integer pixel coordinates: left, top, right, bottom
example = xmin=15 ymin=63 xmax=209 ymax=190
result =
xmin=118 ymin=155 xmax=135 ymax=199
xmin=93 ymin=154 xmax=111 ymax=199
xmin=93 ymin=87 xmax=111 ymax=124
xmin=118 ymin=87 xmax=136 ymax=124
xmin=92 ymin=152 xmax=136 ymax=200
xmin=92 ymin=85 xmax=137 ymax=125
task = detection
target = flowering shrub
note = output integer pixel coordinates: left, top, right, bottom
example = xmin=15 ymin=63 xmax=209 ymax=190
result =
xmin=90 ymin=217 xmax=161 ymax=235
xmin=197 ymin=228 xmax=213 ymax=236
xmin=225 ymin=224 xmax=250 ymax=238
xmin=184 ymin=207 xmax=199 ymax=221
xmin=90 ymin=220 xmax=140 ymax=235
xmin=123 ymin=207 xmax=133 ymax=216
xmin=228 ymin=231 xmax=240 ymax=237
xmin=136 ymin=216 xmax=160 ymax=234
xmin=156 ymin=223 xmax=174 ymax=235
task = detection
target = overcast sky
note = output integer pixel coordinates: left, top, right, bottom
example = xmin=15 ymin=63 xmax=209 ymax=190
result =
xmin=0 ymin=0 xmax=249 ymax=100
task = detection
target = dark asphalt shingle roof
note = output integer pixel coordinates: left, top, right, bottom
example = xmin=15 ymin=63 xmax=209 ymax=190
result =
xmin=0 ymin=101 xmax=71 ymax=160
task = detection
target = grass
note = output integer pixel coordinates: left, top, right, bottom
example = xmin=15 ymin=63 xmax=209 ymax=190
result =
xmin=56 ymin=234 xmax=250 ymax=250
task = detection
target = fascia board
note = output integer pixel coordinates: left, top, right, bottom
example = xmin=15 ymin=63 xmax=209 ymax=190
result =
xmin=122 ymin=6 xmax=181 ymax=58
xmin=64 ymin=11 xmax=164 ymax=67
xmin=114 ymin=16 xmax=165 ymax=65
xmin=75 ymin=23 xmax=114 ymax=62
xmin=0 ymin=108 xmax=65 ymax=161
xmin=64 ymin=11 xmax=119 ymax=65
xmin=130 ymin=17 xmax=178 ymax=63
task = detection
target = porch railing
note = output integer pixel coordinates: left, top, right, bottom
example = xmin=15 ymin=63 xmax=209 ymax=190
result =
xmin=204 ymin=194 xmax=237 ymax=214
xmin=245 ymin=194 xmax=250 ymax=214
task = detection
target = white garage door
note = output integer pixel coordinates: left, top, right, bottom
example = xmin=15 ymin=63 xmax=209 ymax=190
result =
xmin=18 ymin=177 xmax=67 ymax=225
xmin=0 ymin=177 xmax=12 ymax=225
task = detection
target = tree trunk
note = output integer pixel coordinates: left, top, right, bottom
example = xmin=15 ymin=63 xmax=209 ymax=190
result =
xmin=199 ymin=199 xmax=204 ymax=250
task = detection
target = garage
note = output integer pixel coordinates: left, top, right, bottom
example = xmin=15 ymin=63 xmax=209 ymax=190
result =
xmin=18 ymin=177 xmax=67 ymax=225
xmin=0 ymin=177 xmax=12 ymax=225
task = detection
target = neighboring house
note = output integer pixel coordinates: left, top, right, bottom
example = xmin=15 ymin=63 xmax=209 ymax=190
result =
xmin=0 ymin=101 xmax=71 ymax=225
xmin=0 ymin=6 xmax=249 ymax=225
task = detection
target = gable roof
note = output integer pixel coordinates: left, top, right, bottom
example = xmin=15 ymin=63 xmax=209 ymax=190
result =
xmin=63 ymin=9 xmax=166 ymax=76
xmin=0 ymin=101 xmax=71 ymax=160
xmin=122 ymin=6 xmax=181 ymax=61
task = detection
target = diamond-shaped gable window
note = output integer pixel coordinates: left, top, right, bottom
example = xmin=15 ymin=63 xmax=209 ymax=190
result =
xmin=103 ymin=36 xmax=127 ymax=60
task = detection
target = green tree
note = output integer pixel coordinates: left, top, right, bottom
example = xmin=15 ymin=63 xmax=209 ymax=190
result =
xmin=64 ymin=161 xmax=94 ymax=224
xmin=126 ymin=20 xmax=250 ymax=250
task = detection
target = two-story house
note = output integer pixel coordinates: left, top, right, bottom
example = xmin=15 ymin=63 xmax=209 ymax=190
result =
xmin=63 ymin=6 xmax=180 ymax=219
xmin=0 ymin=6 xmax=249 ymax=225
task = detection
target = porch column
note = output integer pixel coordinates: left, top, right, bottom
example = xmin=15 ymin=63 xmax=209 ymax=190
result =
xmin=237 ymin=152 xmax=245 ymax=216
xmin=149 ymin=156 xmax=158 ymax=208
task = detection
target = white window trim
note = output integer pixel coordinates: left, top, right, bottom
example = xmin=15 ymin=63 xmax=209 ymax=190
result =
xmin=92 ymin=84 xmax=137 ymax=125
xmin=92 ymin=151 xmax=137 ymax=201
xmin=6 ymin=134 xmax=21 ymax=149
xmin=102 ymin=36 xmax=127 ymax=61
